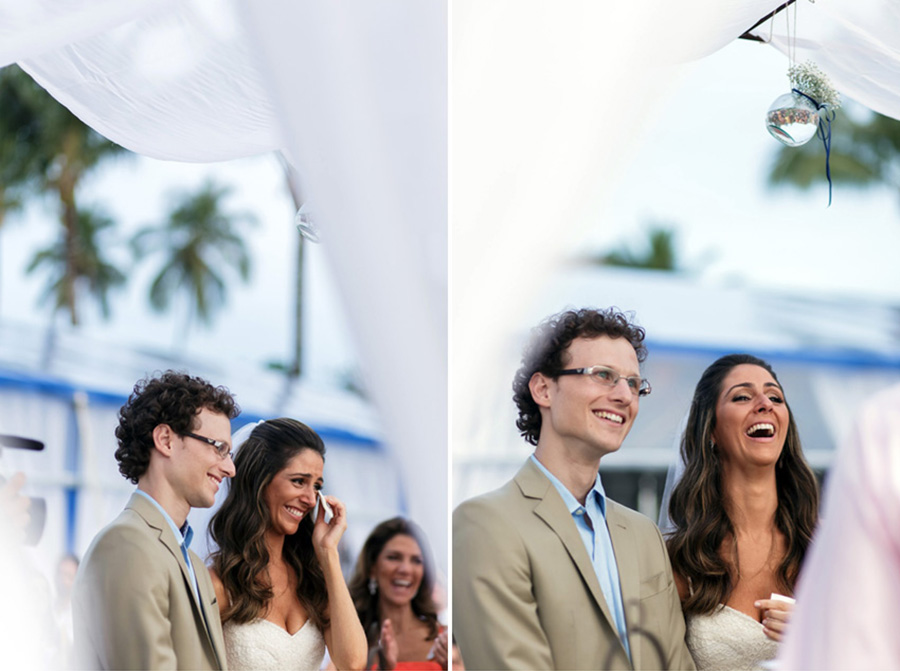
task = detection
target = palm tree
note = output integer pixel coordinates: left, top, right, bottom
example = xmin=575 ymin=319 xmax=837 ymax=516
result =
xmin=132 ymin=180 xmax=256 ymax=337
xmin=0 ymin=67 xmax=46 ymax=222
xmin=590 ymin=225 xmax=681 ymax=271
xmin=0 ymin=65 xmax=130 ymax=323
xmin=276 ymin=152 xmax=307 ymax=378
xmin=27 ymin=206 xmax=126 ymax=323
xmin=768 ymin=102 xmax=900 ymax=196
xmin=0 ymin=66 xmax=49 ymax=315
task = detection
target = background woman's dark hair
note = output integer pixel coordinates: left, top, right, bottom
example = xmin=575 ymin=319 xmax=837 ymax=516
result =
xmin=512 ymin=307 xmax=648 ymax=445
xmin=115 ymin=370 xmax=239 ymax=483
xmin=666 ymin=353 xmax=820 ymax=615
xmin=349 ymin=517 xmax=441 ymax=647
xmin=209 ymin=418 xmax=329 ymax=630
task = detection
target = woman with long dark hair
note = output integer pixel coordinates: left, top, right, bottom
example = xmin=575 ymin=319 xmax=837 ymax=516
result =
xmin=349 ymin=517 xmax=447 ymax=670
xmin=666 ymin=354 xmax=819 ymax=671
xmin=209 ymin=418 xmax=367 ymax=671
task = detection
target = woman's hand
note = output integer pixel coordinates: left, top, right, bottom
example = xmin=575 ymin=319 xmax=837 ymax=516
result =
xmin=755 ymin=598 xmax=794 ymax=642
xmin=429 ymin=629 xmax=448 ymax=670
xmin=379 ymin=619 xmax=399 ymax=671
xmin=311 ymin=494 xmax=347 ymax=558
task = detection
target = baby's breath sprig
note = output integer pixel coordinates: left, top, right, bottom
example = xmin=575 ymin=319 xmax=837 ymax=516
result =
xmin=788 ymin=61 xmax=842 ymax=109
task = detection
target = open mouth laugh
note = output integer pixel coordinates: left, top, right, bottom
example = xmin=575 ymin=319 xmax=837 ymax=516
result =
xmin=746 ymin=423 xmax=775 ymax=438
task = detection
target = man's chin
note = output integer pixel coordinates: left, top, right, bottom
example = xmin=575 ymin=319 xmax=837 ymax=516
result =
xmin=190 ymin=494 xmax=217 ymax=509
xmin=594 ymin=441 xmax=624 ymax=460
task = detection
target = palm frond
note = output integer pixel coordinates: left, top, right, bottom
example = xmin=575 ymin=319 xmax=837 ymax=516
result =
xmin=136 ymin=179 xmax=255 ymax=330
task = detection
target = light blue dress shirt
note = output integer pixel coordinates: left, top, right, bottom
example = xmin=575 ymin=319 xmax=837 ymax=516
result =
xmin=134 ymin=489 xmax=201 ymax=600
xmin=530 ymin=455 xmax=632 ymax=661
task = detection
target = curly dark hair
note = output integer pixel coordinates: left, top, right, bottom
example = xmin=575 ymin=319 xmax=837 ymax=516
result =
xmin=666 ymin=354 xmax=820 ymax=615
xmin=209 ymin=418 xmax=330 ymax=631
xmin=349 ymin=517 xmax=440 ymax=648
xmin=114 ymin=370 xmax=239 ymax=483
xmin=512 ymin=307 xmax=648 ymax=445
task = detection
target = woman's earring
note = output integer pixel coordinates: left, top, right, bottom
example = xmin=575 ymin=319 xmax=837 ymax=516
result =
xmin=709 ymin=440 xmax=718 ymax=462
xmin=368 ymin=577 xmax=377 ymax=595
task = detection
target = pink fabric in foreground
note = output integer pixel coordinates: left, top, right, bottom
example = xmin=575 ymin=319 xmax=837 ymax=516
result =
xmin=778 ymin=383 xmax=900 ymax=670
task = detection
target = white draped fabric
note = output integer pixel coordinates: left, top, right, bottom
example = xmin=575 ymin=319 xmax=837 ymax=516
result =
xmin=11 ymin=1 xmax=280 ymax=161
xmin=0 ymin=1 xmax=174 ymax=69
xmin=746 ymin=1 xmax=900 ymax=121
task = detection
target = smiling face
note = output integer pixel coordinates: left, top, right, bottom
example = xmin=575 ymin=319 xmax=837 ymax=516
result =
xmin=371 ymin=533 xmax=425 ymax=609
xmin=263 ymin=447 xmax=324 ymax=537
xmin=532 ymin=335 xmax=641 ymax=460
xmin=712 ymin=364 xmax=790 ymax=469
xmin=169 ymin=407 xmax=235 ymax=511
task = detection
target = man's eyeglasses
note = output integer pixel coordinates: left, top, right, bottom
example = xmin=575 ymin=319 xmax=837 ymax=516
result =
xmin=556 ymin=365 xmax=651 ymax=397
xmin=182 ymin=432 xmax=233 ymax=460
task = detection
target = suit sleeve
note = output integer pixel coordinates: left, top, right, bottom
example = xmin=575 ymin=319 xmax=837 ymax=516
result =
xmin=76 ymin=527 xmax=178 ymax=670
xmin=651 ymin=524 xmax=696 ymax=671
xmin=452 ymin=498 xmax=555 ymax=670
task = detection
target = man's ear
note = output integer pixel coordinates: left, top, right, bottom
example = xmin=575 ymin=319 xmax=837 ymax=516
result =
xmin=151 ymin=424 xmax=176 ymax=456
xmin=529 ymin=372 xmax=553 ymax=409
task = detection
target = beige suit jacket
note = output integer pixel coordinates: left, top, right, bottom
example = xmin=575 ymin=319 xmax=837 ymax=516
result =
xmin=453 ymin=459 xmax=695 ymax=671
xmin=73 ymin=493 xmax=227 ymax=670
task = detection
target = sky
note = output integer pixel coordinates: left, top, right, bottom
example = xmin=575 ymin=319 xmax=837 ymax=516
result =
xmin=577 ymin=38 xmax=900 ymax=305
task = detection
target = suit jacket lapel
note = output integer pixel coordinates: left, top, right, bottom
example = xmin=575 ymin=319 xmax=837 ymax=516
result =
xmin=127 ymin=494 xmax=222 ymax=667
xmin=129 ymin=495 xmax=198 ymax=600
xmin=516 ymin=461 xmax=621 ymax=639
xmin=193 ymin=549 xmax=227 ymax=669
xmin=607 ymin=502 xmax=642 ymax=671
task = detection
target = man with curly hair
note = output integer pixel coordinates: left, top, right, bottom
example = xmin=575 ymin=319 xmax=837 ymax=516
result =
xmin=453 ymin=308 xmax=694 ymax=670
xmin=74 ymin=371 xmax=240 ymax=670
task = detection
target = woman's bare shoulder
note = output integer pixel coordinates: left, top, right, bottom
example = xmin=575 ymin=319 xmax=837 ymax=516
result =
xmin=208 ymin=566 xmax=229 ymax=611
xmin=672 ymin=571 xmax=689 ymax=601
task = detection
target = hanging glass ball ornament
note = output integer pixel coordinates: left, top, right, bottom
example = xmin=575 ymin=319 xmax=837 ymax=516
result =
xmin=765 ymin=92 xmax=820 ymax=147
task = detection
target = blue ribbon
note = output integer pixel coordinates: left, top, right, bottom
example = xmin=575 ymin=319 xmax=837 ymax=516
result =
xmin=792 ymin=88 xmax=836 ymax=206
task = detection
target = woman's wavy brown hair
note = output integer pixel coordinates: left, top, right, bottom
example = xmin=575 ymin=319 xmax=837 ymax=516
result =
xmin=209 ymin=418 xmax=329 ymax=630
xmin=666 ymin=354 xmax=819 ymax=616
xmin=348 ymin=517 xmax=441 ymax=647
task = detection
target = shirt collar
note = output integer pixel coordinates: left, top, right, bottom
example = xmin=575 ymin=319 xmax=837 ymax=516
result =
xmin=529 ymin=454 xmax=609 ymax=518
xmin=134 ymin=489 xmax=190 ymax=548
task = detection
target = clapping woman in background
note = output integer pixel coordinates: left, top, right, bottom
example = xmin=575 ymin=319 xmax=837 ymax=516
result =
xmin=349 ymin=517 xmax=447 ymax=670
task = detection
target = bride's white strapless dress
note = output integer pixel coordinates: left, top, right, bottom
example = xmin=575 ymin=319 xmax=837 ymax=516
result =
xmin=223 ymin=618 xmax=326 ymax=671
xmin=686 ymin=605 xmax=778 ymax=671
